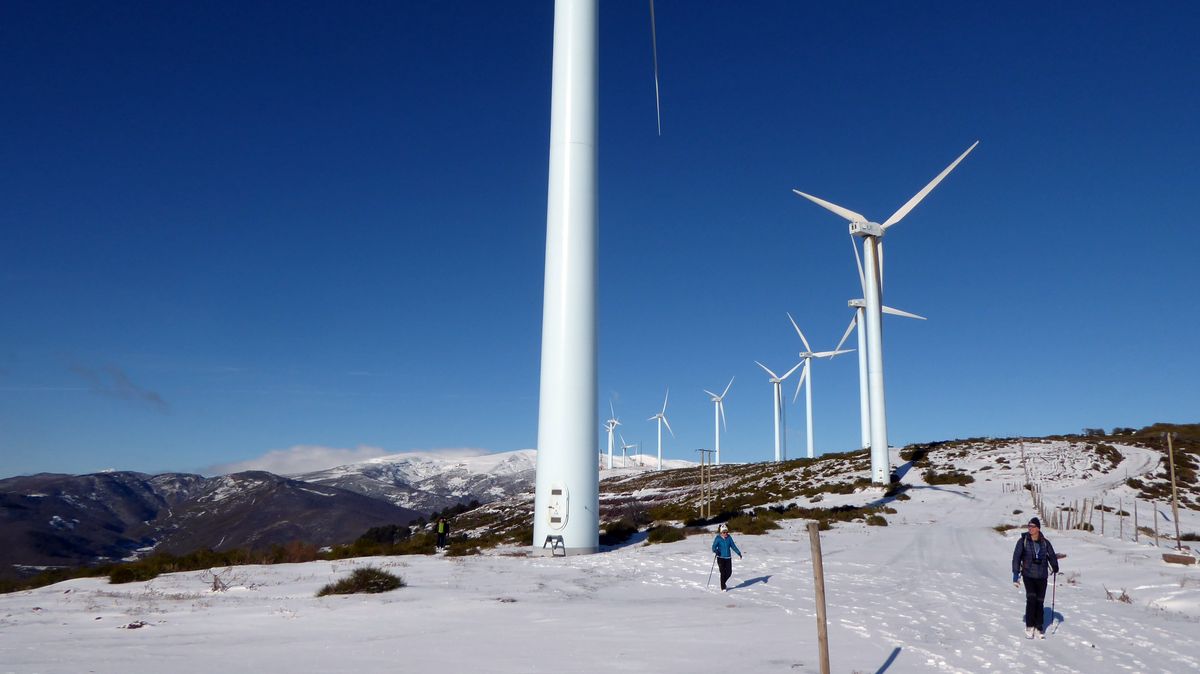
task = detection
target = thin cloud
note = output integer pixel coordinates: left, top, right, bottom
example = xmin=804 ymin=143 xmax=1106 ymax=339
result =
xmin=209 ymin=445 xmax=393 ymax=476
xmin=69 ymin=363 xmax=169 ymax=413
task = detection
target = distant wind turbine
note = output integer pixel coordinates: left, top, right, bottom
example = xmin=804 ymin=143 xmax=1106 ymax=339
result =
xmin=794 ymin=141 xmax=978 ymax=483
xmin=703 ymin=377 xmax=734 ymax=465
xmin=786 ymin=314 xmax=854 ymax=459
xmin=603 ymin=401 xmax=621 ymax=470
xmin=619 ymin=433 xmax=636 ymax=469
xmin=755 ymin=361 xmax=803 ymax=462
xmin=647 ymin=388 xmax=674 ymax=470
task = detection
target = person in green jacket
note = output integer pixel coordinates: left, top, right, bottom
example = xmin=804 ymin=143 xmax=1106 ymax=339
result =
xmin=436 ymin=517 xmax=450 ymax=549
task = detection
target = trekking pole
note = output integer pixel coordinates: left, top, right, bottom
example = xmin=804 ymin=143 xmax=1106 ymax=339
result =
xmin=1050 ymin=572 xmax=1058 ymax=633
xmin=706 ymin=554 xmax=717 ymax=588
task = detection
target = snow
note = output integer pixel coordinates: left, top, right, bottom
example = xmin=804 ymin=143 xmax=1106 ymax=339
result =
xmin=296 ymin=487 xmax=336 ymax=498
xmin=2 ymin=441 xmax=1197 ymax=673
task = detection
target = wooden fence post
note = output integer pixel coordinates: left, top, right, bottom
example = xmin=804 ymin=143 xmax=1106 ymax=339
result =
xmin=1167 ymin=433 xmax=1183 ymax=551
xmin=807 ymin=522 xmax=831 ymax=674
xmin=1154 ymin=501 xmax=1160 ymax=549
xmin=1133 ymin=499 xmax=1139 ymax=543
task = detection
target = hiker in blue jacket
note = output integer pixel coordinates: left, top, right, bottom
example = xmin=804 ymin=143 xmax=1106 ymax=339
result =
xmin=1011 ymin=517 xmax=1060 ymax=638
xmin=711 ymin=524 xmax=743 ymax=591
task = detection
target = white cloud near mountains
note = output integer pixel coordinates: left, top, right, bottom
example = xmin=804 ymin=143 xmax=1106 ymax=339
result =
xmin=208 ymin=445 xmax=493 ymax=476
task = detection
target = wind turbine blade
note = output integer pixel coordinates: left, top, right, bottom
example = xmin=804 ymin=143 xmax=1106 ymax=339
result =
xmin=787 ymin=312 xmax=813 ymax=353
xmin=782 ymin=361 xmax=804 ymax=380
xmin=881 ymin=140 xmax=979 ymax=230
xmin=813 ymin=348 xmax=855 ymax=358
xmin=610 ymin=400 xmax=616 ymax=420
xmin=703 ymin=389 xmax=718 ymax=398
xmin=851 ymin=234 xmax=866 ymax=294
xmin=793 ymin=190 xmax=868 ymax=223
xmin=649 ymin=0 xmax=662 ymax=136
xmin=718 ymin=400 xmax=727 ymax=431
xmin=755 ymin=360 xmax=780 ymax=379
xmin=620 ymin=432 xmax=627 ymax=446
xmin=661 ymin=387 xmax=670 ymax=414
xmin=882 ymin=305 xmax=927 ymax=320
xmin=792 ymin=365 xmax=809 ymax=403
xmin=662 ymin=415 xmax=674 ymax=437
xmin=721 ymin=376 xmax=734 ymax=398
xmin=834 ymin=316 xmax=857 ymax=353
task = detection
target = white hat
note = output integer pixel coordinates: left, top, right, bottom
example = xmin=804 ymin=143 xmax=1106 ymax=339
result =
xmin=718 ymin=524 xmax=728 ymax=533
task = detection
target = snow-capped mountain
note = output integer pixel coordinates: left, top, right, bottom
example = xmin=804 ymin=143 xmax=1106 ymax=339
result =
xmin=292 ymin=449 xmax=540 ymax=513
xmin=292 ymin=449 xmax=699 ymax=514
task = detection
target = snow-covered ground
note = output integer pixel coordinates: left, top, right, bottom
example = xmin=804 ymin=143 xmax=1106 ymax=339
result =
xmin=2 ymin=442 xmax=1196 ymax=673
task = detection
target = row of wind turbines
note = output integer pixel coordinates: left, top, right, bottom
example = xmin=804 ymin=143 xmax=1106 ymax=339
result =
xmin=598 ymin=313 xmax=851 ymax=473
xmin=599 ymin=141 xmax=979 ymax=480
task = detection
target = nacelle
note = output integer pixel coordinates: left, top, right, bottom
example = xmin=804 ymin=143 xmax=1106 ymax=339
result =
xmin=849 ymin=221 xmax=884 ymax=238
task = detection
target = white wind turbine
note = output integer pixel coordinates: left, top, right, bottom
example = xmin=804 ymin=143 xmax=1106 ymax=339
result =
xmin=786 ymin=314 xmax=854 ymax=459
xmin=832 ymin=251 xmax=926 ymax=453
xmin=619 ymin=433 xmax=636 ymax=469
xmin=603 ymin=402 xmax=621 ymax=470
xmin=534 ymin=0 xmax=668 ymax=556
xmin=702 ymin=378 xmax=734 ymax=465
xmin=794 ymin=141 xmax=978 ymax=484
xmin=754 ymin=361 xmax=803 ymax=462
xmin=647 ymin=388 xmax=673 ymax=471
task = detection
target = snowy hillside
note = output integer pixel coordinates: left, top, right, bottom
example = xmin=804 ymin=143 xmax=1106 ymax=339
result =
xmin=2 ymin=437 xmax=1196 ymax=673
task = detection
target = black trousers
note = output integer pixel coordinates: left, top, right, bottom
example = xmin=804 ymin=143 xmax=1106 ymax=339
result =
xmin=1023 ymin=575 xmax=1048 ymax=629
xmin=437 ymin=532 xmax=447 ymax=548
xmin=717 ymin=557 xmax=732 ymax=589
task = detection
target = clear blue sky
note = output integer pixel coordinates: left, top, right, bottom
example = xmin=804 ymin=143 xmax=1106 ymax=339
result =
xmin=3 ymin=2 xmax=1197 ymax=477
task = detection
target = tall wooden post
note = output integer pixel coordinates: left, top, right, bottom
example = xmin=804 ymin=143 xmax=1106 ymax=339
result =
xmin=1167 ymin=433 xmax=1183 ymax=551
xmin=1154 ymin=501 xmax=1160 ymax=548
xmin=807 ymin=522 xmax=831 ymax=674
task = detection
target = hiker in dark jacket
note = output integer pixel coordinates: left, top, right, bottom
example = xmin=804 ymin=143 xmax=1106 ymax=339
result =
xmin=711 ymin=525 xmax=743 ymax=591
xmin=1011 ymin=517 xmax=1060 ymax=638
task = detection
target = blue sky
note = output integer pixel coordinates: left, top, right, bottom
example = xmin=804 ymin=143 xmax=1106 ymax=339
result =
xmin=2 ymin=2 xmax=1198 ymax=477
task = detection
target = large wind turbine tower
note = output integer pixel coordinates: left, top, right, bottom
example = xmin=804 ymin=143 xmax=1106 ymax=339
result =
xmin=794 ymin=141 xmax=977 ymax=484
xmin=533 ymin=0 xmax=599 ymax=554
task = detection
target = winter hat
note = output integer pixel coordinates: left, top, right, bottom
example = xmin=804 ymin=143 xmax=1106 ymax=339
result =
xmin=1028 ymin=517 xmax=1041 ymax=528
xmin=718 ymin=524 xmax=728 ymax=533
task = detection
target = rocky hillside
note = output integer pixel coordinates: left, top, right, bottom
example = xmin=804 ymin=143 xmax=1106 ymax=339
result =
xmin=0 ymin=471 xmax=419 ymax=579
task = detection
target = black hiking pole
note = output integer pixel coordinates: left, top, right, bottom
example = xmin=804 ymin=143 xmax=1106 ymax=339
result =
xmin=706 ymin=554 xmax=717 ymax=588
xmin=1050 ymin=572 xmax=1059 ymax=634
